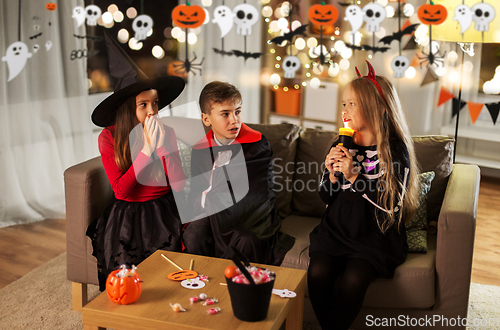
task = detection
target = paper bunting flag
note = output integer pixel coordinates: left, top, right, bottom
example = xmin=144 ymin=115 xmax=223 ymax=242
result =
xmin=420 ymin=68 xmax=439 ymax=86
xmin=437 ymin=86 xmax=455 ymax=106
xmin=467 ymin=102 xmax=484 ymax=124
xmin=403 ymin=37 xmax=418 ymax=50
xmin=486 ymin=103 xmax=500 ymax=125
xmin=451 ymin=98 xmax=466 ymax=117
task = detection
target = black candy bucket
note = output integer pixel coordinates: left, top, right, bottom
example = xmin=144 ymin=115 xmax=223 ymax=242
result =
xmin=225 ymin=246 xmax=275 ymax=322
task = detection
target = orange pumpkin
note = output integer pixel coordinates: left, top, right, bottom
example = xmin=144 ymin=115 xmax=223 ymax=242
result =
xmin=308 ymin=4 xmax=338 ymax=26
xmin=172 ymin=4 xmax=206 ymax=29
xmin=106 ymin=269 xmax=143 ymax=305
xmin=45 ymin=3 xmax=57 ymax=11
xmin=167 ymin=269 xmax=198 ymax=281
xmin=417 ymin=4 xmax=447 ymax=25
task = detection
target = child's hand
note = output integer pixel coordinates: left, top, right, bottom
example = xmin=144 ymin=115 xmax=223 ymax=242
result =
xmin=142 ymin=116 xmax=159 ymax=156
xmin=332 ymin=145 xmax=358 ymax=183
xmin=325 ymin=146 xmax=345 ymax=173
xmin=152 ymin=117 xmax=165 ymax=150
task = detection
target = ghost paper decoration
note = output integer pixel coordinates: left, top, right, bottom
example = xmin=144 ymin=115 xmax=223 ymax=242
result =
xmin=132 ymin=15 xmax=153 ymax=41
xmin=85 ymin=5 xmax=101 ymax=26
xmin=283 ymin=56 xmax=300 ymax=79
xmin=45 ymin=40 xmax=53 ymax=51
xmin=363 ymin=3 xmax=386 ymax=33
xmin=454 ymin=5 xmax=473 ymax=34
xmin=233 ymin=4 xmax=259 ymax=36
xmin=72 ymin=6 xmax=86 ymax=27
xmin=181 ymin=277 xmax=206 ymax=290
xmin=471 ymin=3 xmax=495 ymax=32
xmin=391 ymin=55 xmax=410 ymax=78
xmin=213 ymin=5 xmax=234 ymax=38
xmin=33 ymin=44 xmax=40 ymax=53
xmin=2 ymin=42 xmax=32 ymax=82
xmin=344 ymin=5 xmax=364 ymax=33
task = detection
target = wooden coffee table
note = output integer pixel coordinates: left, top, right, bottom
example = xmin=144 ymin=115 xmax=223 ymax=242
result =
xmin=82 ymin=250 xmax=306 ymax=330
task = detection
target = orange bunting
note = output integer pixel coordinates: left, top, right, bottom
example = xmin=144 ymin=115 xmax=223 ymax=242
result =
xmin=467 ymin=102 xmax=484 ymax=124
xmin=437 ymin=87 xmax=455 ymax=107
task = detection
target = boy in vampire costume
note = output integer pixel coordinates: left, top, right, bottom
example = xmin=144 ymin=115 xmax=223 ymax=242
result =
xmin=182 ymin=81 xmax=294 ymax=265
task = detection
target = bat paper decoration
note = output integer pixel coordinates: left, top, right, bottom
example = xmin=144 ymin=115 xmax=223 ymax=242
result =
xmin=231 ymin=50 xmax=263 ymax=60
xmin=213 ymin=48 xmax=233 ymax=56
xmin=270 ymin=24 xmax=309 ymax=45
xmin=345 ymin=43 xmax=390 ymax=54
xmin=379 ymin=23 xmax=419 ymax=45
xmin=338 ymin=2 xmax=351 ymax=7
xmin=29 ymin=32 xmax=42 ymax=40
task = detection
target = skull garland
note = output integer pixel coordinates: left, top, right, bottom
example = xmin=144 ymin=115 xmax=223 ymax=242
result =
xmin=133 ymin=15 xmax=154 ymax=41
xmin=85 ymin=5 xmax=101 ymax=26
xmin=391 ymin=56 xmax=410 ymax=79
xmin=363 ymin=3 xmax=386 ymax=33
xmin=471 ymin=3 xmax=495 ymax=32
xmin=283 ymin=56 xmax=301 ymax=79
xmin=233 ymin=4 xmax=259 ymax=36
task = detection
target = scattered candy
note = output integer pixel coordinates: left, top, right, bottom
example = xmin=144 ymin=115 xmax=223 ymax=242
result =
xmin=170 ymin=303 xmax=186 ymax=312
xmin=199 ymin=293 xmax=207 ymax=301
xmin=208 ymin=307 xmax=221 ymax=315
xmin=199 ymin=274 xmax=209 ymax=282
xmin=202 ymin=298 xmax=218 ymax=306
xmin=189 ymin=296 xmax=199 ymax=304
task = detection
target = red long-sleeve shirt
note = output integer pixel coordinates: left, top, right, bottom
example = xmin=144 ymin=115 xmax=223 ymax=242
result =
xmin=99 ymin=125 xmax=186 ymax=202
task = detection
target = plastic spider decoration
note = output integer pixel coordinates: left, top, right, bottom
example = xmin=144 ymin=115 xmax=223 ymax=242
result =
xmin=417 ymin=47 xmax=446 ymax=68
xmin=174 ymin=52 xmax=205 ymax=76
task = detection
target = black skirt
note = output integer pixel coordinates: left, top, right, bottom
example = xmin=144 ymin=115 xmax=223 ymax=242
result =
xmin=87 ymin=190 xmax=182 ymax=290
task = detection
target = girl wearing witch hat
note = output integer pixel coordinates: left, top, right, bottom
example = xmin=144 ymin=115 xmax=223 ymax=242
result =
xmin=87 ymin=33 xmax=186 ymax=290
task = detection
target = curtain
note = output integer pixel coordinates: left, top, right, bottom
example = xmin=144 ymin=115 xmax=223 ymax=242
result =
xmin=0 ymin=0 xmax=96 ymax=227
xmin=171 ymin=0 xmax=262 ymax=124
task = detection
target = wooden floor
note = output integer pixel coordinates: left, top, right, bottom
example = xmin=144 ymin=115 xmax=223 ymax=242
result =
xmin=0 ymin=176 xmax=499 ymax=289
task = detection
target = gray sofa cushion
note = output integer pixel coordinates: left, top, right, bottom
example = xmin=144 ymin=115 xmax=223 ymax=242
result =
xmin=292 ymin=128 xmax=337 ymax=217
xmin=247 ymin=123 xmax=301 ymax=219
xmin=412 ymin=136 xmax=454 ymax=224
xmin=281 ymin=214 xmax=436 ymax=309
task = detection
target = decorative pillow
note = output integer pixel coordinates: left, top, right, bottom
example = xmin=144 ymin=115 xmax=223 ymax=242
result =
xmin=405 ymin=171 xmax=435 ymax=253
xmin=176 ymin=138 xmax=192 ymax=195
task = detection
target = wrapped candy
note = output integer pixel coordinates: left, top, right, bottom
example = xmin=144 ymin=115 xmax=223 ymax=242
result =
xmin=199 ymin=293 xmax=207 ymax=301
xmin=189 ymin=296 xmax=199 ymax=304
xmin=208 ymin=307 xmax=221 ymax=315
xmin=229 ymin=266 xmax=275 ymax=285
xmin=170 ymin=303 xmax=186 ymax=312
xmin=202 ymin=298 xmax=218 ymax=306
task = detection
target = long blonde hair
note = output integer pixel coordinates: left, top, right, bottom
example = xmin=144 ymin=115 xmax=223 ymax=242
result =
xmin=350 ymin=76 xmax=419 ymax=232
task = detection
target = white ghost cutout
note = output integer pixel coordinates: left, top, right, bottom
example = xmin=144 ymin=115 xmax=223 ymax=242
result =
xmin=2 ymin=42 xmax=32 ymax=82
xmin=233 ymin=4 xmax=259 ymax=36
xmin=32 ymin=44 xmax=40 ymax=53
xmin=283 ymin=56 xmax=301 ymax=79
xmin=132 ymin=15 xmax=153 ymax=41
xmin=181 ymin=277 xmax=206 ymax=290
xmin=72 ymin=6 xmax=86 ymax=27
xmin=272 ymin=289 xmax=297 ymax=298
xmin=454 ymin=5 xmax=473 ymax=34
xmin=85 ymin=5 xmax=101 ymax=26
xmin=344 ymin=5 xmax=364 ymax=34
xmin=391 ymin=55 xmax=410 ymax=78
xmin=471 ymin=3 xmax=495 ymax=32
xmin=363 ymin=3 xmax=386 ymax=33
xmin=213 ymin=5 xmax=234 ymax=38
xmin=45 ymin=40 xmax=53 ymax=52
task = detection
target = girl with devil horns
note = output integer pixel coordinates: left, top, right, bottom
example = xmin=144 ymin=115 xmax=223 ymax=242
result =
xmin=87 ymin=33 xmax=186 ymax=290
xmin=308 ymin=61 xmax=419 ymax=329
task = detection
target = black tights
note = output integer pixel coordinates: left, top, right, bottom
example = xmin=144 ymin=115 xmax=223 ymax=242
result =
xmin=308 ymin=251 xmax=378 ymax=330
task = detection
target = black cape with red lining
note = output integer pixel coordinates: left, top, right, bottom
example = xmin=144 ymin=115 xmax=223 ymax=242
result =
xmin=184 ymin=124 xmax=294 ymax=265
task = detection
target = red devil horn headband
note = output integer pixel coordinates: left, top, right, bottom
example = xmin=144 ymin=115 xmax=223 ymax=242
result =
xmin=355 ymin=60 xmax=388 ymax=105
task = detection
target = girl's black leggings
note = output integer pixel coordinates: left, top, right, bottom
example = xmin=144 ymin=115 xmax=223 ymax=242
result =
xmin=307 ymin=251 xmax=378 ymax=330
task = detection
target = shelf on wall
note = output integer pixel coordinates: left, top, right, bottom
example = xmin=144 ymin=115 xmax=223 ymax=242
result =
xmin=455 ymin=155 xmax=500 ymax=169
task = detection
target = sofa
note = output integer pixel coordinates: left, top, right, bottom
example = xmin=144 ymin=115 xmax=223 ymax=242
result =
xmin=65 ymin=117 xmax=480 ymax=329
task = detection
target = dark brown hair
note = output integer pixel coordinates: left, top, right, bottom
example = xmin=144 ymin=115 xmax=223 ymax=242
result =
xmin=199 ymin=81 xmax=242 ymax=114
xmin=113 ymin=96 xmax=140 ymax=172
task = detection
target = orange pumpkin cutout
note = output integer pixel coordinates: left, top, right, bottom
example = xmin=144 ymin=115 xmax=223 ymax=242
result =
xmin=172 ymin=4 xmax=206 ymax=29
xmin=308 ymin=4 xmax=338 ymax=26
xmin=417 ymin=4 xmax=447 ymax=25
xmin=167 ymin=269 xmax=198 ymax=281
xmin=45 ymin=3 xmax=57 ymax=11
xmin=106 ymin=269 xmax=143 ymax=305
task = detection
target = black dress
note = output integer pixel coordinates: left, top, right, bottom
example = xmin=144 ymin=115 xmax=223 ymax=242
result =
xmin=309 ymin=138 xmax=410 ymax=278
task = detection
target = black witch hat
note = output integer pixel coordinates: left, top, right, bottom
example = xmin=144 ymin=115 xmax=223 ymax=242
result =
xmin=91 ymin=32 xmax=185 ymax=127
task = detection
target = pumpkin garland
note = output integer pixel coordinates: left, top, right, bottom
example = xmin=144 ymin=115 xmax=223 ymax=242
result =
xmin=417 ymin=0 xmax=447 ymax=68
xmin=171 ymin=1 xmax=206 ymax=78
xmin=308 ymin=1 xmax=338 ymax=65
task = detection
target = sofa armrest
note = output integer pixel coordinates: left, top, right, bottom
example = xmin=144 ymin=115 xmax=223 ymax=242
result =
xmin=434 ymin=164 xmax=480 ymax=317
xmin=64 ymin=156 xmax=113 ymax=284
